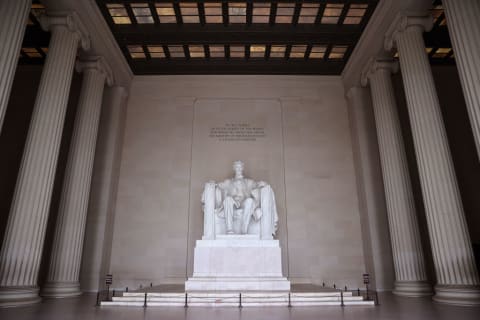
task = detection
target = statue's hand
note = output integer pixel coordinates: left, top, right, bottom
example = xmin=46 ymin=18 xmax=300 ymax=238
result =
xmin=257 ymin=181 xmax=267 ymax=188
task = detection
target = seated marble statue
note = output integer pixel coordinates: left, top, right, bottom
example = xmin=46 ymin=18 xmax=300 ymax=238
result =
xmin=201 ymin=161 xmax=278 ymax=240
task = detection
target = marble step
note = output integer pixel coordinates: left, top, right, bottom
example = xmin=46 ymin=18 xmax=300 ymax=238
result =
xmin=101 ymin=291 xmax=374 ymax=307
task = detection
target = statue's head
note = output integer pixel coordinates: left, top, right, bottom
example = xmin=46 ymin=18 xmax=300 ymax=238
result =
xmin=233 ymin=160 xmax=244 ymax=178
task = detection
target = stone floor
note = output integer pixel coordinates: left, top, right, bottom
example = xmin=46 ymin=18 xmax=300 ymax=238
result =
xmin=0 ymin=292 xmax=479 ymax=320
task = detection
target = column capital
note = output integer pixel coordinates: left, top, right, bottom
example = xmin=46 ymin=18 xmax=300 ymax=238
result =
xmin=39 ymin=12 xmax=90 ymax=51
xmin=76 ymin=56 xmax=114 ymax=86
xmin=345 ymin=85 xmax=361 ymax=101
xmin=361 ymin=58 xmax=398 ymax=87
xmin=385 ymin=13 xmax=433 ymax=51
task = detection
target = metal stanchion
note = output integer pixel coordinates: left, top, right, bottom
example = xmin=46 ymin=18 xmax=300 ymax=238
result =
xmin=96 ymin=292 xmax=100 ymax=306
xmin=239 ymin=293 xmax=242 ymax=308
xmin=340 ymin=291 xmax=344 ymax=307
xmin=184 ymin=293 xmax=188 ymax=308
xmin=288 ymin=292 xmax=292 ymax=308
xmin=143 ymin=292 xmax=147 ymax=308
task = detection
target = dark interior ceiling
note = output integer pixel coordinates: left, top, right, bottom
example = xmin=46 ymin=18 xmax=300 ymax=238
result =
xmin=21 ymin=0 xmax=454 ymax=75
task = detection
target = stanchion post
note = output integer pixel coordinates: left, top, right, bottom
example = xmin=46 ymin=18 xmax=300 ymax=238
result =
xmin=288 ymin=292 xmax=292 ymax=308
xmin=96 ymin=292 xmax=100 ymax=306
xmin=341 ymin=290 xmax=344 ymax=307
xmin=143 ymin=292 xmax=147 ymax=308
xmin=184 ymin=292 xmax=188 ymax=308
xmin=239 ymin=293 xmax=242 ymax=308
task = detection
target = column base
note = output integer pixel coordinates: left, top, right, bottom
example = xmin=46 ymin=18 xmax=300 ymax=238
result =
xmin=0 ymin=286 xmax=41 ymax=308
xmin=433 ymin=285 xmax=480 ymax=306
xmin=393 ymin=281 xmax=432 ymax=297
xmin=41 ymin=282 xmax=82 ymax=298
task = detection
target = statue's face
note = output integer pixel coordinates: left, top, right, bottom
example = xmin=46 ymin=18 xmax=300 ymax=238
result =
xmin=233 ymin=162 xmax=244 ymax=177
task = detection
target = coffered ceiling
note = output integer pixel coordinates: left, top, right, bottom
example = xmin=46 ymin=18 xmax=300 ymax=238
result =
xmin=20 ymin=0 xmax=455 ymax=75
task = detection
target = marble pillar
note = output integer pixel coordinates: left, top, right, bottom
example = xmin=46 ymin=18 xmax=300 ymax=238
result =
xmin=80 ymin=86 xmax=129 ymax=291
xmin=361 ymin=58 xmax=431 ymax=297
xmin=0 ymin=0 xmax=31 ymax=132
xmin=42 ymin=57 xmax=113 ymax=298
xmin=0 ymin=13 xmax=90 ymax=307
xmin=442 ymin=0 xmax=480 ymax=159
xmin=345 ymin=86 xmax=395 ymax=291
xmin=385 ymin=14 xmax=480 ymax=306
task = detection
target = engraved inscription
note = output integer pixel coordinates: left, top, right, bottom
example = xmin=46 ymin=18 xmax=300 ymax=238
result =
xmin=209 ymin=123 xmax=266 ymax=141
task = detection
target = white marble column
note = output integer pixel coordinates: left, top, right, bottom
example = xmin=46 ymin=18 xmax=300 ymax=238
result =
xmin=42 ymin=57 xmax=113 ymax=298
xmin=442 ymin=0 xmax=480 ymax=159
xmin=0 ymin=0 xmax=31 ymax=132
xmin=0 ymin=13 xmax=90 ymax=307
xmin=345 ymin=86 xmax=395 ymax=291
xmin=80 ymin=86 xmax=129 ymax=291
xmin=386 ymin=14 xmax=480 ymax=306
xmin=361 ymin=58 xmax=431 ymax=297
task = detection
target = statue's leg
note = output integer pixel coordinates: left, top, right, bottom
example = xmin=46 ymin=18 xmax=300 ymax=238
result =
xmin=242 ymin=198 xmax=255 ymax=234
xmin=223 ymin=197 xmax=235 ymax=234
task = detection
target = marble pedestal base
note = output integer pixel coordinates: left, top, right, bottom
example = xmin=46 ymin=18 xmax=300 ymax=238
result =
xmin=393 ymin=280 xmax=432 ymax=297
xmin=185 ymin=235 xmax=290 ymax=292
xmin=41 ymin=282 xmax=82 ymax=298
xmin=0 ymin=286 xmax=41 ymax=308
xmin=433 ymin=285 xmax=480 ymax=306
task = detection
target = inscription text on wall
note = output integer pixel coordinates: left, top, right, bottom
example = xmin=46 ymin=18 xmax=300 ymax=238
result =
xmin=209 ymin=123 xmax=266 ymax=141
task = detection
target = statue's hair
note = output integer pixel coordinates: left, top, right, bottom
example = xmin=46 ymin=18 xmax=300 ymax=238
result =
xmin=233 ymin=160 xmax=244 ymax=170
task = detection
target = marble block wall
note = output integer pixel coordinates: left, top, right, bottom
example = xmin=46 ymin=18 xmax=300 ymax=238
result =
xmin=107 ymin=76 xmax=368 ymax=289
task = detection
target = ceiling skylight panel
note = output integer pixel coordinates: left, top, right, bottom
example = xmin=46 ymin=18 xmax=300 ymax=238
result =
xmin=298 ymin=3 xmax=320 ymax=24
xmin=209 ymin=45 xmax=225 ymax=58
xmin=321 ymin=3 xmax=344 ymax=24
xmin=189 ymin=45 xmax=205 ymax=58
xmin=127 ymin=45 xmax=146 ymax=59
xmin=180 ymin=3 xmax=200 ymax=23
xmin=250 ymin=45 xmax=266 ymax=58
xmin=168 ymin=45 xmax=186 ymax=58
xmin=107 ymin=4 xmax=131 ymax=24
xmin=309 ymin=45 xmax=327 ymax=59
xmin=229 ymin=2 xmax=247 ymax=23
xmin=328 ymin=45 xmax=348 ymax=59
xmin=289 ymin=45 xmax=307 ymax=59
xmin=276 ymin=3 xmax=295 ymax=24
xmin=230 ymin=45 xmax=245 ymax=58
xmin=156 ymin=3 xmax=177 ymax=23
xmin=252 ymin=2 xmax=271 ymax=23
xmin=204 ymin=2 xmax=223 ymax=23
xmin=343 ymin=4 xmax=367 ymax=25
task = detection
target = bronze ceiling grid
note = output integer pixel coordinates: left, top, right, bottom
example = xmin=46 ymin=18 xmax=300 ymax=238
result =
xmin=96 ymin=0 xmax=378 ymax=75
xmin=19 ymin=1 xmax=455 ymax=73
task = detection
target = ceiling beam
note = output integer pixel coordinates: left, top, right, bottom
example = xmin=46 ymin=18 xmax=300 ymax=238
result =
xmin=113 ymin=24 xmax=361 ymax=44
xmin=23 ymin=26 xmax=50 ymax=48
xmin=423 ymin=27 xmax=451 ymax=48
xmin=131 ymin=59 xmax=345 ymax=75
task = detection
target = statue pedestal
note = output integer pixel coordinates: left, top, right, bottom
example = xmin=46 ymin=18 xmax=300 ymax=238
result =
xmin=185 ymin=235 xmax=291 ymax=291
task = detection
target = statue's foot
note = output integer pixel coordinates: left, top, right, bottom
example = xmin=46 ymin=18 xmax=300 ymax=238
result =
xmin=227 ymin=230 xmax=235 ymax=234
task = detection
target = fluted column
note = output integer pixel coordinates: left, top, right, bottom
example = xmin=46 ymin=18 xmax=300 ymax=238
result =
xmin=442 ymin=0 xmax=480 ymax=159
xmin=42 ymin=57 xmax=113 ymax=298
xmin=0 ymin=0 xmax=31 ymax=132
xmin=361 ymin=58 xmax=431 ymax=297
xmin=386 ymin=14 xmax=480 ymax=306
xmin=0 ymin=13 xmax=90 ymax=307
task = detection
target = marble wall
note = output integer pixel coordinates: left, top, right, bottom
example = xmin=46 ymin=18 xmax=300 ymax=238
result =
xmin=107 ymin=76 xmax=367 ymax=289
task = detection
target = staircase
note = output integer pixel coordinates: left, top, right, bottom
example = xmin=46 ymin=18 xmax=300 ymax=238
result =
xmin=100 ymin=290 xmax=375 ymax=307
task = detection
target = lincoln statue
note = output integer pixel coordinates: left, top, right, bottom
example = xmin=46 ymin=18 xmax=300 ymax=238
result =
xmin=201 ymin=161 xmax=278 ymax=239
